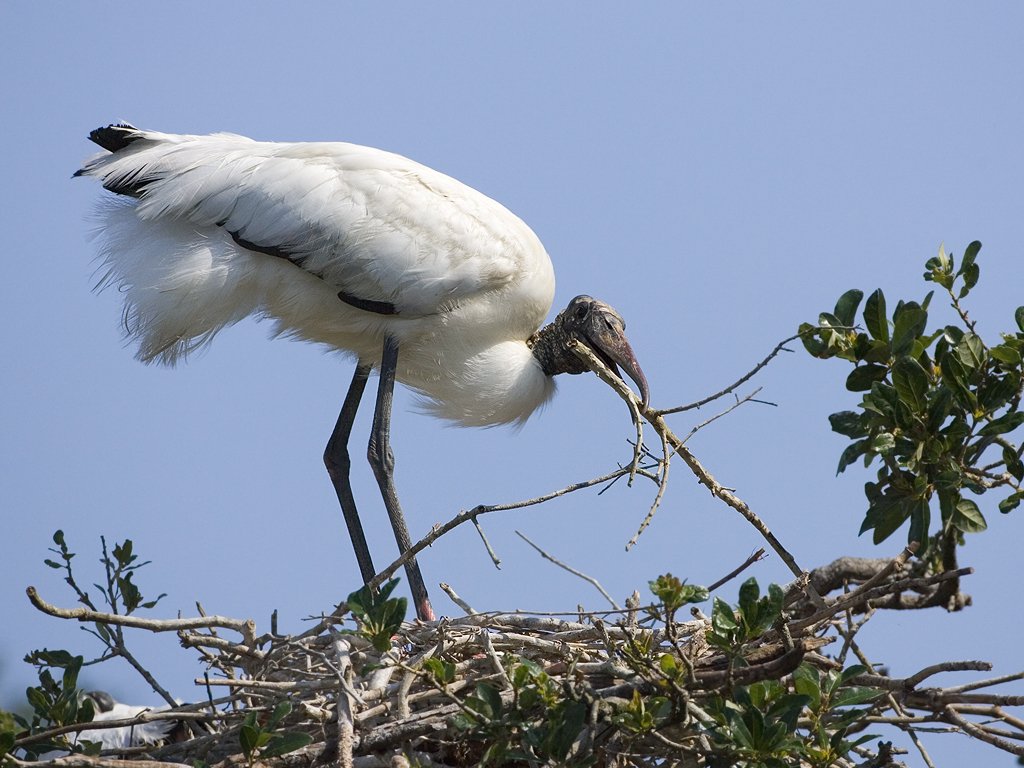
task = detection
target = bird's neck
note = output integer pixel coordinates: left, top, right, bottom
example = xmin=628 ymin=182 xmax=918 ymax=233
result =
xmin=528 ymin=320 xmax=589 ymax=378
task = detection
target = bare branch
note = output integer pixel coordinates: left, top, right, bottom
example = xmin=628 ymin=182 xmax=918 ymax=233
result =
xmin=655 ymin=330 xmax=808 ymax=416
xmin=707 ymin=548 xmax=767 ymax=592
xmin=26 ymin=587 xmax=256 ymax=642
xmin=514 ymin=530 xmax=620 ymax=610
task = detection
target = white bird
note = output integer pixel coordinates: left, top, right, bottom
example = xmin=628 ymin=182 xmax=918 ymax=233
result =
xmin=38 ymin=691 xmax=175 ymax=757
xmin=77 ymin=124 xmax=649 ymax=621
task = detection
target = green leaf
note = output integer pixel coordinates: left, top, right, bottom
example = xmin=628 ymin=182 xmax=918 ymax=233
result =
xmin=863 ymin=289 xmax=889 ymax=343
xmin=548 ymin=701 xmax=588 ymax=759
xmin=239 ymin=723 xmax=259 ymax=758
xmin=940 ymin=353 xmax=977 ymax=410
xmin=892 ymin=357 xmax=930 ymax=414
xmin=262 ymin=732 xmax=313 ymax=758
xmin=869 ymin=432 xmax=895 ymax=454
xmin=862 ymin=339 xmax=892 ymax=363
xmin=846 ymin=364 xmax=888 ymax=392
xmin=792 ymin=665 xmax=821 ymax=711
xmin=1016 ymin=306 xmax=1024 ymax=334
xmin=711 ymin=597 xmax=738 ymax=631
xmin=837 ymin=439 xmax=869 ymax=474
xmin=953 ymin=499 xmax=988 ymax=533
xmin=268 ymin=700 xmax=292 ymax=728
xmin=979 ymin=411 xmax=1024 ymax=437
xmin=829 ymin=410 xmax=867 ymax=438
xmin=798 ymin=322 xmax=828 ymax=357
xmin=424 ymin=657 xmax=456 ymax=684
xmin=112 ymin=540 xmax=135 ymax=568
xmin=999 ymin=492 xmax=1024 ymax=514
xmin=892 ymin=306 xmax=928 ymax=356
xmin=834 ymin=289 xmax=864 ymax=327
xmin=832 ymin=687 xmax=884 ymax=708
xmin=1003 ymin=446 xmax=1024 ymax=481
xmin=907 ymin=499 xmax=930 ymax=548
xmin=956 ymin=333 xmax=986 ymax=371
xmin=990 ymin=344 xmax=1021 ymax=365
xmin=959 ymin=240 xmax=981 ymax=275
xmin=840 ymin=664 xmax=868 ymax=683
xmin=957 ymin=241 xmax=982 ymax=298
xmin=861 ymin=494 xmax=912 ymax=544
xmin=926 ymin=386 xmax=954 ymax=432
xmin=738 ymin=577 xmax=760 ymax=614
xmin=476 ymin=683 xmax=502 ymax=718
xmin=959 ymin=264 xmax=980 ymax=298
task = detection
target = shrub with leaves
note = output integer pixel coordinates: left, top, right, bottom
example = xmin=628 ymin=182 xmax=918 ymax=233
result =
xmin=6 ymin=653 xmax=97 ymax=760
xmin=239 ymin=701 xmax=312 ymax=766
xmin=800 ymin=242 xmax=1023 ymax=569
xmin=451 ymin=658 xmax=589 ymax=766
xmin=344 ymin=578 xmax=408 ymax=652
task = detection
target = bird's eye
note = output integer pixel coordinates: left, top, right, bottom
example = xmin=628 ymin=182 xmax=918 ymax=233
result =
xmin=574 ymin=304 xmax=589 ymax=320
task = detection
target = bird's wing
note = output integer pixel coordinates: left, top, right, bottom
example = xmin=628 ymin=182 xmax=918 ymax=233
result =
xmin=78 ymin=127 xmax=540 ymax=317
xmin=74 ymin=704 xmax=175 ymax=749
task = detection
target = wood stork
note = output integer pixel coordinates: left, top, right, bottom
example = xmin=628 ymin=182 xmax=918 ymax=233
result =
xmin=38 ymin=691 xmax=175 ymax=757
xmin=77 ymin=124 xmax=649 ymax=622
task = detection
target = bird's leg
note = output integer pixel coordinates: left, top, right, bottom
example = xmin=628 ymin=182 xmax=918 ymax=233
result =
xmin=368 ymin=335 xmax=435 ymax=622
xmin=324 ymin=364 xmax=377 ymax=586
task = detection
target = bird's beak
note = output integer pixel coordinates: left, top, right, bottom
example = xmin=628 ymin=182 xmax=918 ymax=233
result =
xmin=581 ymin=308 xmax=650 ymax=409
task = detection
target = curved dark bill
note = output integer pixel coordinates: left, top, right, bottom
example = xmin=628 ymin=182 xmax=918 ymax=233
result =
xmin=583 ymin=319 xmax=650 ymax=409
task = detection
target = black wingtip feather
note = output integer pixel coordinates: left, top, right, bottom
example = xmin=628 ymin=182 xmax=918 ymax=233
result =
xmin=88 ymin=123 xmax=141 ymax=153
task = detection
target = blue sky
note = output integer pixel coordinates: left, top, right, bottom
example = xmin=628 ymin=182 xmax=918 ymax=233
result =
xmin=2 ymin=4 xmax=1023 ymax=764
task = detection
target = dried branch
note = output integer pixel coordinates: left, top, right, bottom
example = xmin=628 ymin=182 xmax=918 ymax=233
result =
xmin=655 ymin=330 xmax=809 ymax=416
xmin=707 ymin=548 xmax=767 ymax=592
xmin=514 ymin=530 xmax=620 ymax=610
xmin=26 ymin=587 xmax=256 ymax=642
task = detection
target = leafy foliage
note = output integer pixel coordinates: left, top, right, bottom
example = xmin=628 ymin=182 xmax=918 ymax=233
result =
xmin=8 ymin=653 xmax=99 ymax=760
xmin=705 ymin=681 xmax=810 ymax=767
xmin=345 ymin=578 xmax=408 ymax=652
xmin=708 ymin=578 xmax=785 ymax=655
xmin=238 ymin=701 xmax=312 ymax=765
xmin=800 ymin=242 xmax=1024 ymax=558
xmin=451 ymin=657 xmax=590 ymax=766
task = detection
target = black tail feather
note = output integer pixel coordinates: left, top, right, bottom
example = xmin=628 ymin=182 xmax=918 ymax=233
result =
xmin=87 ymin=123 xmax=142 ymax=153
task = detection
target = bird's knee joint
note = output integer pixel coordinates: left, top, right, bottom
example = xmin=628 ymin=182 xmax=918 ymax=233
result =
xmin=324 ymin=443 xmax=352 ymax=474
xmin=367 ymin=438 xmax=395 ymax=474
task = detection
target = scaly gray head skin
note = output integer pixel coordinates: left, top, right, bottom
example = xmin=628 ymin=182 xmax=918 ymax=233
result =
xmin=85 ymin=690 xmax=116 ymax=713
xmin=530 ymin=295 xmax=650 ymax=408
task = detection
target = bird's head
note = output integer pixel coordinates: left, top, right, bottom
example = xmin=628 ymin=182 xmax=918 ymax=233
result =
xmin=530 ymin=295 xmax=650 ymax=408
xmin=84 ymin=690 xmax=116 ymax=712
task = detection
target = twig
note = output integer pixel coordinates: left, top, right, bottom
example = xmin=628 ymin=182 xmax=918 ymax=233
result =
xmin=943 ymin=705 xmax=1024 ymax=756
xmin=905 ymin=660 xmax=993 ymax=689
xmin=947 ymin=671 xmax=1024 ymax=694
xmin=707 ymin=548 xmax=767 ymax=592
xmin=655 ymin=331 xmax=808 ymax=416
xmin=439 ymin=582 xmax=477 ymax=615
xmin=514 ymin=530 xmax=620 ymax=610
xmin=365 ymin=467 xmax=646 ymax=594
xmin=472 ymin=518 xmax=502 ymax=569
xmin=625 ymin=426 xmax=672 ymax=550
xmin=681 ymin=387 xmax=769 ymax=444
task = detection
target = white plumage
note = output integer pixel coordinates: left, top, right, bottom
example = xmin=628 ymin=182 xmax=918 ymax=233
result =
xmin=83 ymin=128 xmax=556 ymax=426
xmin=79 ymin=125 xmax=648 ymax=621
xmin=37 ymin=692 xmax=175 ymax=758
